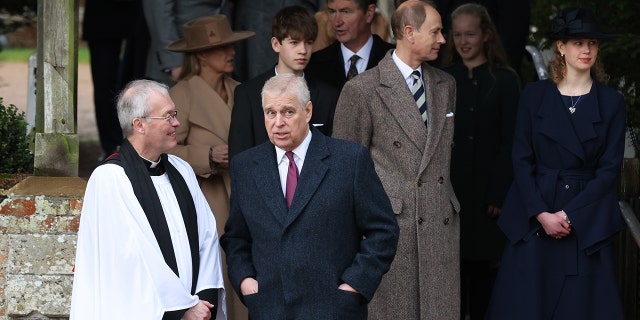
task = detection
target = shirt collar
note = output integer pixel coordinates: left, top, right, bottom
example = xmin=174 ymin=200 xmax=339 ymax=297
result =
xmin=392 ymin=50 xmax=421 ymax=81
xmin=275 ymin=129 xmax=312 ymax=165
xmin=274 ymin=65 xmax=306 ymax=79
xmin=340 ymin=36 xmax=374 ymax=68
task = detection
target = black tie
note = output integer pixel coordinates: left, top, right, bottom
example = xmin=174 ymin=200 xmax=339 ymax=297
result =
xmin=346 ymin=54 xmax=360 ymax=81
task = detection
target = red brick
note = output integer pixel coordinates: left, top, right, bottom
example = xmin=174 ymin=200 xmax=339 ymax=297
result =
xmin=0 ymin=199 xmax=36 ymax=217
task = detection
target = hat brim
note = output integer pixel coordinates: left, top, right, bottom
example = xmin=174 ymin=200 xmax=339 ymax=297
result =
xmin=546 ymin=31 xmax=616 ymax=40
xmin=167 ymin=31 xmax=255 ymax=52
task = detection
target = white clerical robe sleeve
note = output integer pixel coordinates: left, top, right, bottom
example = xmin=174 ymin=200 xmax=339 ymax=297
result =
xmin=169 ymin=155 xmax=227 ymax=319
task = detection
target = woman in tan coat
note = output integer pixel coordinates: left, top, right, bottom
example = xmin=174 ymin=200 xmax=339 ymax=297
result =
xmin=167 ymin=14 xmax=254 ymax=320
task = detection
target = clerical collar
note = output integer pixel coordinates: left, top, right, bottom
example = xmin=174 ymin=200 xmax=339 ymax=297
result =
xmin=139 ymin=155 xmax=161 ymax=168
xmin=139 ymin=155 xmax=164 ymax=176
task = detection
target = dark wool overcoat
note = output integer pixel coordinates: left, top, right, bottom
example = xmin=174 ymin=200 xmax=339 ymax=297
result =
xmin=487 ymin=79 xmax=626 ymax=319
xmin=333 ymin=52 xmax=461 ymax=320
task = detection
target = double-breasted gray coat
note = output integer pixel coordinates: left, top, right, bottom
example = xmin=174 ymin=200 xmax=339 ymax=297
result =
xmin=333 ymin=52 xmax=461 ymax=319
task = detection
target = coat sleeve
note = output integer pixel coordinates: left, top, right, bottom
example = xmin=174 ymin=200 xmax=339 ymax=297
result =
xmin=141 ymin=0 xmax=182 ymax=71
xmin=220 ymin=157 xmax=257 ymax=296
xmin=498 ymin=82 xmax=551 ymax=243
xmin=340 ymin=146 xmax=400 ymax=301
xmin=228 ymin=82 xmax=257 ymax=159
xmin=169 ymin=82 xmax=213 ymax=176
xmin=170 ymin=156 xmax=228 ymax=319
xmin=333 ymin=81 xmax=373 ymax=147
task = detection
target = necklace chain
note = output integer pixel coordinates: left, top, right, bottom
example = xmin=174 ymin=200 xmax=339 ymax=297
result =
xmin=566 ymin=79 xmax=592 ymax=115
xmin=569 ymin=95 xmax=581 ymax=114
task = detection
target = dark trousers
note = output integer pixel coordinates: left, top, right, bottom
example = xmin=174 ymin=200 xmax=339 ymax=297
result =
xmin=87 ymin=32 xmax=147 ymax=155
xmin=461 ymin=260 xmax=499 ymax=320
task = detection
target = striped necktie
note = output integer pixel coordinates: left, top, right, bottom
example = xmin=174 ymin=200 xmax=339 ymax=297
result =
xmin=410 ymin=70 xmax=428 ymax=128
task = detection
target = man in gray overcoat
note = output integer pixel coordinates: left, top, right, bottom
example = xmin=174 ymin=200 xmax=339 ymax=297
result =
xmin=333 ymin=0 xmax=460 ymax=318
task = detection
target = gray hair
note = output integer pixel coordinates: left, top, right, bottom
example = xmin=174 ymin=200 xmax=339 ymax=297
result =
xmin=261 ymin=73 xmax=310 ymax=110
xmin=116 ymin=79 xmax=170 ymax=138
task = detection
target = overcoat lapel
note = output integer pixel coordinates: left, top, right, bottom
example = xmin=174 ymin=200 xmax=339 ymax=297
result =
xmin=285 ymin=131 xmax=329 ymax=227
xmin=251 ymin=144 xmax=288 ymax=226
xmin=420 ymin=63 xmax=449 ymax=172
xmin=571 ymin=86 xmax=600 ymax=143
xmin=377 ymin=56 xmax=428 ymax=152
xmin=187 ymin=76 xmax=235 ymax=143
xmin=537 ymin=82 xmax=592 ymax=160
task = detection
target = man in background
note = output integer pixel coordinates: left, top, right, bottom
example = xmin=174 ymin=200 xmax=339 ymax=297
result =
xmin=305 ymin=0 xmax=394 ymax=91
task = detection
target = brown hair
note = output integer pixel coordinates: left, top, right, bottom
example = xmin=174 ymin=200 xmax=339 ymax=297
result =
xmin=272 ymin=5 xmax=318 ymax=43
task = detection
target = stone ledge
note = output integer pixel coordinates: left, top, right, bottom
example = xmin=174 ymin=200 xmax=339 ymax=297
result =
xmin=6 ymin=177 xmax=86 ymax=198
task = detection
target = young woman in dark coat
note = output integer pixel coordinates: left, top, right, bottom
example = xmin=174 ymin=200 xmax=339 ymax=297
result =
xmin=440 ymin=4 xmax=520 ymax=319
xmin=486 ymin=7 xmax=626 ymax=319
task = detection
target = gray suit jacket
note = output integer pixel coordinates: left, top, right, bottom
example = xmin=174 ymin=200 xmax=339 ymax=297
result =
xmin=333 ymin=52 xmax=461 ymax=320
xmin=142 ymin=0 xmax=225 ymax=85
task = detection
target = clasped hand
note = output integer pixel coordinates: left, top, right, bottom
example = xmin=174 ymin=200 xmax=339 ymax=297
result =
xmin=536 ymin=211 xmax=571 ymax=239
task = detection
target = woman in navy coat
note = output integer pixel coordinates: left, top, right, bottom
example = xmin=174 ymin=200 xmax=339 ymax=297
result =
xmin=486 ymin=7 xmax=626 ymax=319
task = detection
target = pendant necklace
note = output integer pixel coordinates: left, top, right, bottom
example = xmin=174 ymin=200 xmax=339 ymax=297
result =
xmin=567 ymin=79 xmax=592 ymax=114
xmin=569 ymin=95 xmax=581 ymax=114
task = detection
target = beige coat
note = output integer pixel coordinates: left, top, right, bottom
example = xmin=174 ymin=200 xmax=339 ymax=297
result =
xmin=333 ymin=53 xmax=461 ymax=319
xmin=169 ymin=74 xmax=248 ymax=320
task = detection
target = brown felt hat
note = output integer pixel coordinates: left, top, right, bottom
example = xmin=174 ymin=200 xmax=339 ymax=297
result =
xmin=167 ymin=15 xmax=255 ymax=52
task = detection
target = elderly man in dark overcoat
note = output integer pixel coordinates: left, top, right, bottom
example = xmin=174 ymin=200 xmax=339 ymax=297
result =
xmin=221 ymin=73 xmax=399 ymax=320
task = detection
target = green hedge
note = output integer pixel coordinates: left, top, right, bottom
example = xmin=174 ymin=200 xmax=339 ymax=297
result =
xmin=0 ymin=98 xmax=33 ymax=173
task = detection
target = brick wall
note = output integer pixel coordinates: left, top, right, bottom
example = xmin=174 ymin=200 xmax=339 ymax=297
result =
xmin=0 ymin=177 xmax=85 ymax=320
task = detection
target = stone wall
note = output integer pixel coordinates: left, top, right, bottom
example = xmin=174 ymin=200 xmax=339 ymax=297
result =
xmin=0 ymin=177 xmax=85 ymax=320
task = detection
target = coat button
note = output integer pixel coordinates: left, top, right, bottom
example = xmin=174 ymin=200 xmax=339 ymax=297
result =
xmin=438 ymin=176 xmax=444 ymax=184
xmin=393 ymin=141 xmax=401 ymax=148
xmin=443 ymin=217 xmax=450 ymax=225
xmin=565 ymin=184 xmax=570 ymax=189
xmin=417 ymin=179 xmax=423 ymax=187
xmin=418 ymin=217 xmax=424 ymax=225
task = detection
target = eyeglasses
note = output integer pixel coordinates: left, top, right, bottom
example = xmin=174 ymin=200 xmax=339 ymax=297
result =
xmin=141 ymin=110 xmax=178 ymax=122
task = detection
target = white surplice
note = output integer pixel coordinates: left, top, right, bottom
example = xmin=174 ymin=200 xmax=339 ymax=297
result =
xmin=70 ymin=155 xmax=226 ymax=319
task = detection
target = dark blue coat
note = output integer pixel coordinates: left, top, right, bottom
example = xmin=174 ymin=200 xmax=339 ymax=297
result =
xmin=221 ymin=128 xmax=399 ymax=320
xmin=486 ymin=79 xmax=626 ymax=319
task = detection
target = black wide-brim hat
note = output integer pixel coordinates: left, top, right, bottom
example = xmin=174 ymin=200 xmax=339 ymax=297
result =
xmin=546 ymin=7 xmax=616 ymax=40
xmin=167 ymin=15 xmax=255 ymax=52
